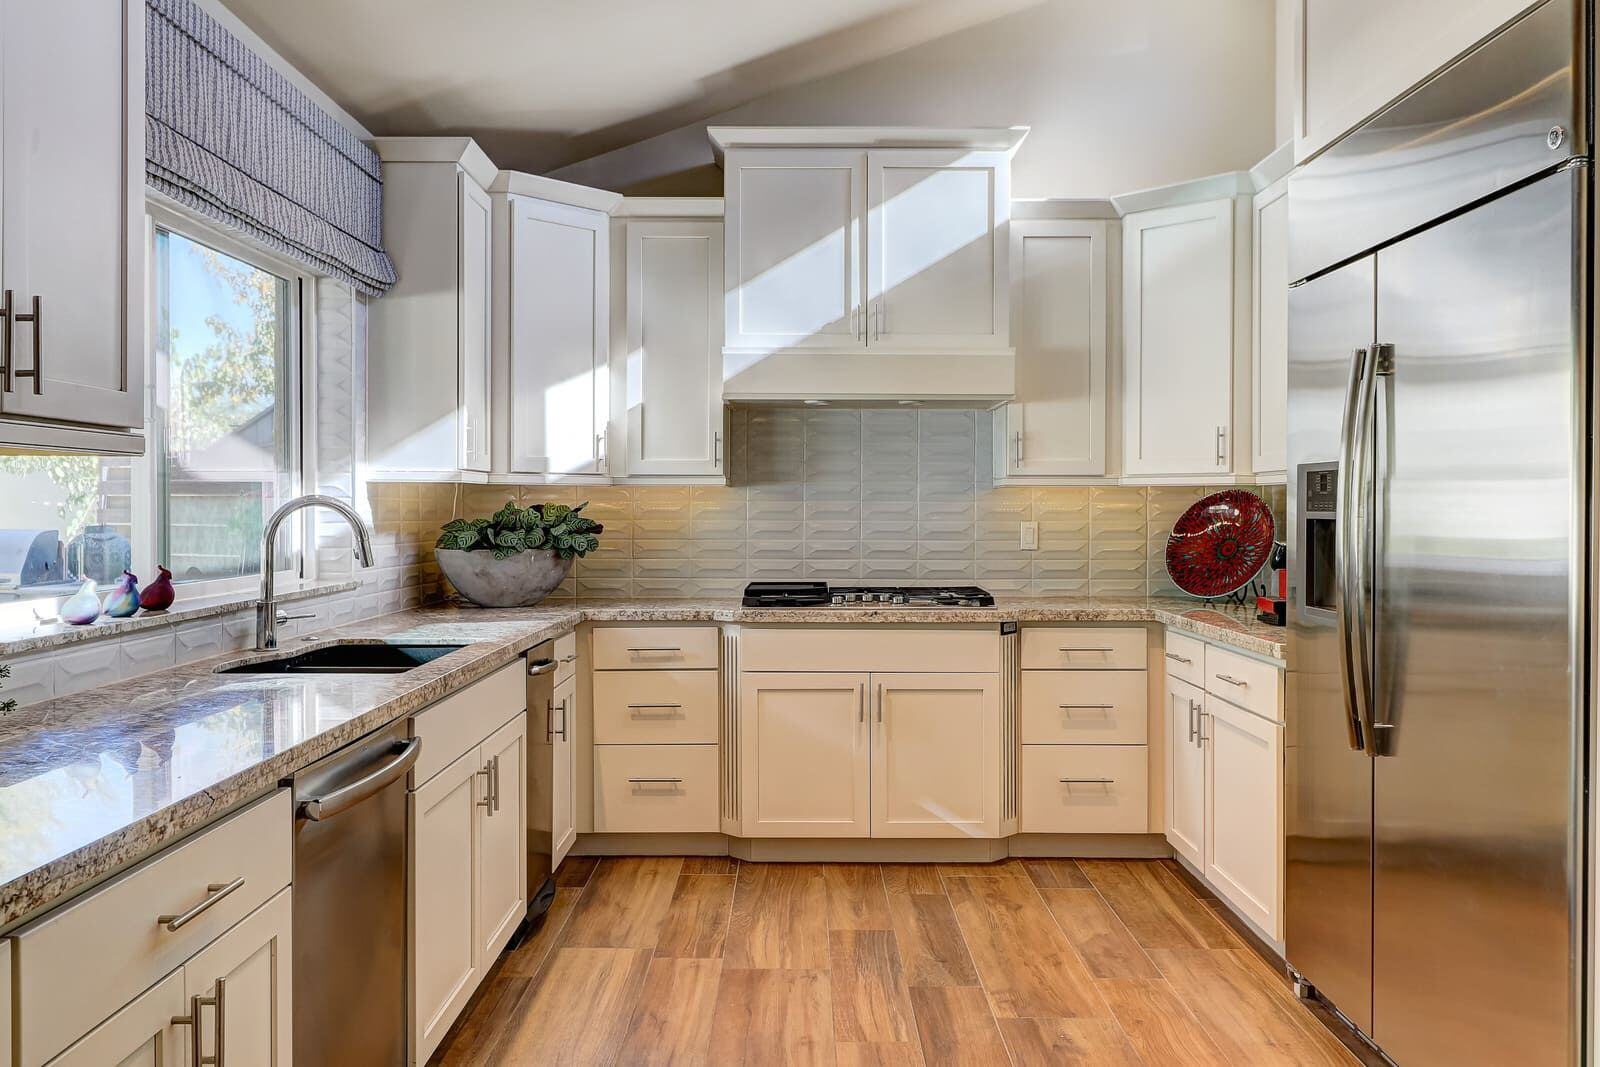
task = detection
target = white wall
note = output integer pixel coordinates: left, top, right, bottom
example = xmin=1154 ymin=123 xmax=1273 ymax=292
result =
xmin=552 ymin=0 xmax=1279 ymax=197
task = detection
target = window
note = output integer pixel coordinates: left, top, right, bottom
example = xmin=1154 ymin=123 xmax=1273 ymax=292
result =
xmin=0 ymin=214 xmax=305 ymax=608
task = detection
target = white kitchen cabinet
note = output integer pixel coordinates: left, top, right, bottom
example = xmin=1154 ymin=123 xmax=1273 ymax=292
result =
xmin=998 ymin=219 xmax=1109 ymax=477
xmin=1295 ymin=0 xmax=1539 ymax=163
xmin=721 ymin=147 xmax=864 ymax=353
xmin=0 ymin=0 xmax=144 ymax=441
xmin=477 ymin=712 xmax=528 ymax=963
xmin=624 ymin=220 xmax=725 ymax=477
xmin=738 ymin=672 xmax=871 ymax=837
xmin=44 ymin=970 xmax=188 ymax=1067
xmin=551 ymin=673 xmax=577 ymax=867
xmin=410 ymin=747 xmax=482 ymax=1065
xmin=866 ymin=151 xmax=1010 ymax=351
xmin=870 ymin=673 xmax=1000 ymax=838
xmin=1205 ymin=693 xmax=1284 ymax=939
xmin=368 ymin=139 xmax=496 ymax=480
xmin=1250 ymin=174 xmax=1289 ymax=479
xmin=1165 ymin=674 xmax=1206 ymax=868
xmin=181 ymin=887 xmax=293 ymax=1067
xmin=494 ymin=176 xmax=618 ymax=479
xmin=1121 ymin=198 xmax=1241 ymax=478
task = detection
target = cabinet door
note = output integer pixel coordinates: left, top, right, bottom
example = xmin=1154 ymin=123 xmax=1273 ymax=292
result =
xmin=410 ymin=746 xmax=484 ymax=1065
xmin=182 ymin=887 xmax=292 ymax=1067
xmin=0 ymin=0 xmax=142 ymax=428
xmin=45 ymin=969 xmax=187 ymax=1067
xmin=1000 ymin=219 xmax=1108 ymax=477
xmin=1251 ymin=176 xmax=1289 ymax=478
xmin=625 ymin=221 xmax=725 ymax=476
xmin=723 ymin=148 xmax=864 ymax=351
xmin=506 ymin=195 xmax=609 ymax=476
xmin=1205 ymin=694 xmax=1284 ymax=938
xmin=458 ymin=174 xmax=493 ymax=473
xmin=871 ymin=673 xmax=1001 ymax=838
xmin=739 ymin=672 xmax=870 ymax=837
xmin=551 ymin=675 xmax=577 ymax=867
xmin=867 ymin=151 xmax=1009 ymax=351
xmin=1165 ymin=676 xmax=1206 ymax=868
xmin=477 ymin=712 xmax=527 ymax=964
xmin=1122 ymin=199 xmax=1237 ymax=477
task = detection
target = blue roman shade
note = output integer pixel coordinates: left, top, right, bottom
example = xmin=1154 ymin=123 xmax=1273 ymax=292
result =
xmin=145 ymin=0 xmax=395 ymax=295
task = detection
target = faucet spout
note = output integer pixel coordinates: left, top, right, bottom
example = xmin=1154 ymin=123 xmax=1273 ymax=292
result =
xmin=256 ymin=494 xmax=376 ymax=650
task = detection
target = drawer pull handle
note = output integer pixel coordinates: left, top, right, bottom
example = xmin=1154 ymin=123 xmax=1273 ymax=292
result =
xmin=559 ymin=653 xmax=578 ymax=663
xmin=1165 ymin=652 xmax=1192 ymax=664
xmin=627 ymin=703 xmax=682 ymax=709
xmin=1058 ymin=777 xmax=1115 ymax=785
xmin=158 ymin=877 xmax=245 ymax=932
xmin=629 ymin=777 xmax=684 ymax=783
xmin=1059 ymin=646 xmax=1114 ymax=653
xmin=1058 ymin=703 xmax=1113 ymax=711
xmin=627 ymin=646 xmax=682 ymax=653
xmin=1215 ymin=674 xmax=1249 ymax=687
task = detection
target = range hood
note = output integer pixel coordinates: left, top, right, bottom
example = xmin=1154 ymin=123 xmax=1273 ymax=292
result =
xmin=715 ymin=126 xmax=1024 ymax=405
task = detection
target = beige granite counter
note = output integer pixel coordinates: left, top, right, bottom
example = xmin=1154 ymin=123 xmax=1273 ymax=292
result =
xmin=0 ymin=595 xmax=1281 ymax=929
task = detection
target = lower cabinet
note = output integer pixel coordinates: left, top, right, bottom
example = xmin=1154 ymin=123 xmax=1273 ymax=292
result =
xmin=180 ymin=887 xmax=294 ymax=1067
xmin=44 ymin=970 xmax=190 ymax=1067
xmin=1165 ymin=674 xmax=1207 ymax=867
xmin=738 ymin=671 xmax=1001 ymax=838
xmin=1204 ymin=694 xmax=1283 ymax=938
xmin=534 ymin=672 xmax=578 ymax=869
xmin=409 ymin=709 xmax=527 ymax=1066
xmin=1020 ymin=745 xmax=1148 ymax=833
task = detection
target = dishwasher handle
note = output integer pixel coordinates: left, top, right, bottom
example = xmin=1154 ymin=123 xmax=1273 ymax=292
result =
xmin=527 ymin=658 xmax=558 ymax=676
xmin=299 ymin=738 xmax=422 ymax=822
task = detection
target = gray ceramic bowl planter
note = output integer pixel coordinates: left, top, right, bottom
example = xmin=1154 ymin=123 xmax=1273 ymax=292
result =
xmin=433 ymin=501 xmax=602 ymax=608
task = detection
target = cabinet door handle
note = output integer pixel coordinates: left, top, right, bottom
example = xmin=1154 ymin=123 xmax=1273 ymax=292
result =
xmin=713 ymin=430 xmax=723 ymax=466
xmin=157 ymin=877 xmax=245 ymax=932
xmin=858 ymin=683 xmax=865 ymax=723
xmin=1165 ymin=652 xmax=1192 ymax=665
xmin=876 ymin=683 xmax=884 ymax=723
xmin=491 ymin=754 xmax=502 ymax=814
xmin=1014 ymin=430 xmax=1024 ymax=466
xmin=477 ymin=763 xmax=493 ymax=810
xmin=595 ymin=432 xmax=607 ymax=472
xmin=1215 ymin=673 xmax=1249 ymax=688
xmin=851 ymin=306 xmax=860 ymax=340
xmin=0 ymin=291 xmax=40 ymax=395
xmin=1186 ymin=698 xmax=1197 ymax=743
xmin=212 ymin=977 xmax=226 ymax=1067
xmin=1198 ymin=710 xmax=1211 ymax=744
xmin=1216 ymin=425 xmax=1227 ymax=466
xmin=175 ymin=982 xmax=222 ymax=1067
xmin=556 ymin=697 xmax=569 ymax=740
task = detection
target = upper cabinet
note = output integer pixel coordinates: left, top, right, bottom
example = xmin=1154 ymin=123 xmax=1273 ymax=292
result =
xmin=1294 ymin=0 xmax=1541 ymax=162
xmin=997 ymin=217 xmax=1111 ymax=479
xmin=1120 ymin=195 xmax=1245 ymax=479
xmin=621 ymin=205 xmax=726 ymax=479
xmin=368 ymin=139 xmax=497 ymax=481
xmin=0 ymin=0 xmax=144 ymax=453
xmin=1250 ymin=169 xmax=1290 ymax=481
xmin=491 ymin=172 xmax=620 ymax=481
xmin=711 ymin=128 xmax=1023 ymax=403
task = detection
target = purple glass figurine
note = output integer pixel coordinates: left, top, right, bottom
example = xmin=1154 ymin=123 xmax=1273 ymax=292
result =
xmin=139 ymin=565 xmax=175 ymax=611
xmin=104 ymin=570 xmax=140 ymax=618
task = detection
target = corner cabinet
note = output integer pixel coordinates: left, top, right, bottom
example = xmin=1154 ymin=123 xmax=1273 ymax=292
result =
xmin=368 ymin=139 xmax=496 ymax=481
xmin=996 ymin=219 xmax=1110 ymax=478
xmin=1121 ymin=197 xmax=1244 ymax=479
xmin=623 ymin=217 xmax=726 ymax=478
xmin=0 ymin=0 xmax=145 ymax=452
xmin=492 ymin=173 xmax=620 ymax=481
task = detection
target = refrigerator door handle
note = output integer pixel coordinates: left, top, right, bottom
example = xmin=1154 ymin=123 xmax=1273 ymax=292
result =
xmin=1335 ymin=346 xmax=1373 ymax=752
xmin=1364 ymin=343 xmax=1396 ymax=751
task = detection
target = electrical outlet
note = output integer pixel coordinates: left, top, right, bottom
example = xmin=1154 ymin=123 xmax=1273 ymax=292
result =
xmin=1020 ymin=521 xmax=1039 ymax=551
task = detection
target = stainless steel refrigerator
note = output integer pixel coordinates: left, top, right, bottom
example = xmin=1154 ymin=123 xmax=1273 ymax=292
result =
xmin=1285 ymin=1 xmax=1588 ymax=1064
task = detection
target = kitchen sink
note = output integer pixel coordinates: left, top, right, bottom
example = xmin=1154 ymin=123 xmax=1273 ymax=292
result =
xmin=217 ymin=642 xmax=468 ymax=675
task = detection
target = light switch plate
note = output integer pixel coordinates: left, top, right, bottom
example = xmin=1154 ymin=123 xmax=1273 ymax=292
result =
xmin=1019 ymin=521 xmax=1039 ymax=551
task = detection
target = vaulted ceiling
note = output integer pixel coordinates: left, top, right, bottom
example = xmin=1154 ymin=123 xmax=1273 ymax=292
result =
xmin=219 ymin=0 xmax=1043 ymax=174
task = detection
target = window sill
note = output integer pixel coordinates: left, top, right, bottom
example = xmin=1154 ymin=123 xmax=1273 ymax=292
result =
xmin=0 ymin=578 xmax=360 ymax=659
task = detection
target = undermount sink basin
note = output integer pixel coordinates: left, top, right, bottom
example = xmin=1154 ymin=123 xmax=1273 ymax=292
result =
xmin=217 ymin=643 xmax=468 ymax=675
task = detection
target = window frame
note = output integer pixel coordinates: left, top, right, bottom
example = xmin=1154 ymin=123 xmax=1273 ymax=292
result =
xmin=140 ymin=201 xmax=316 ymax=600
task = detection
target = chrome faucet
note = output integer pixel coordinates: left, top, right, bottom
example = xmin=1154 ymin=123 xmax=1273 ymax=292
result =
xmin=256 ymin=494 xmax=375 ymax=650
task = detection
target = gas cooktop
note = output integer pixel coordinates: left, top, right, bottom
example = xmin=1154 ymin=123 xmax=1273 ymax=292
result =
xmin=741 ymin=581 xmax=996 ymax=608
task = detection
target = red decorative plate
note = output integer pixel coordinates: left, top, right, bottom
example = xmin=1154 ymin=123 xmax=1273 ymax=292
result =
xmin=1165 ymin=491 xmax=1276 ymax=598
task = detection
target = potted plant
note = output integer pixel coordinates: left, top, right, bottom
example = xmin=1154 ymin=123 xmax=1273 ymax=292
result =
xmin=434 ymin=501 xmax=603 ymax=607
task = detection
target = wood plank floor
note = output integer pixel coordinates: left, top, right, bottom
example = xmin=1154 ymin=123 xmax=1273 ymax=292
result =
xmin=431 ymin=857 xmax=1362 ymax=1066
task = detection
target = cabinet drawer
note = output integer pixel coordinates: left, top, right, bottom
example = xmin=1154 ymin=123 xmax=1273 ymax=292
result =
xmin=739 ymin=626 xmax=999 ymax=673
xmin=13 ymin=790 xmax=292 ymax=1067
xmin=1205 ymin=645 xmax=1283 ymax=723
xmin=1021 ymin=627 xmax=1146 ymax=670
xmin=593 ymin=745 xmax=720 ymax=832
xmin=592 ymin=626 xmax=719 ymax=670
xmin=1020 ymin=670 xmax=1147 ymax=744
xmin=1162 ymin=630 xmax=1206 ymax=687
xmin=410 ymin=660 xmax=526 ymax=786
xmin=554 ymin=631 xmax=578 ymax=684
xmin=1021 ymin=746 xmax=1149 ymax=834
xmin=594 ymin=670 xmax=719 ymax=744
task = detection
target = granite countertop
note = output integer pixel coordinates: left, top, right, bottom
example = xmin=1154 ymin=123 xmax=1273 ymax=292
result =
xmin=0 ymin=595 xmax=1282 ymax=929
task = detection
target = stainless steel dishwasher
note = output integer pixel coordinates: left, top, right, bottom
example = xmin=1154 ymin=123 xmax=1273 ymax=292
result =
xmin=290 ymin=720 xmax=420 ymax=1066
xmin=520 ymin=642 xmax=559 ymax=935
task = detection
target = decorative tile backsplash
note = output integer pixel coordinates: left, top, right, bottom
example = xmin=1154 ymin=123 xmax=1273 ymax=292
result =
xmin=416 ymin=408 xmax=1286 ymax=601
